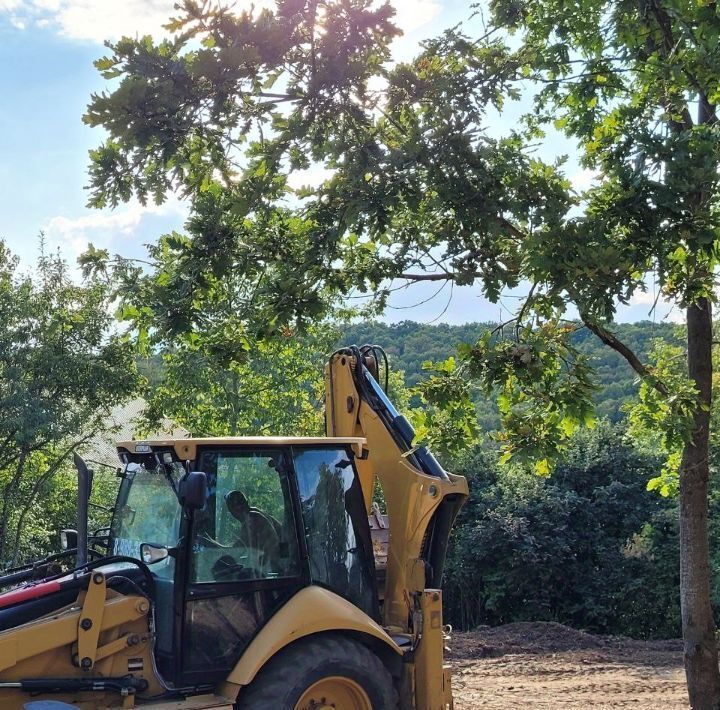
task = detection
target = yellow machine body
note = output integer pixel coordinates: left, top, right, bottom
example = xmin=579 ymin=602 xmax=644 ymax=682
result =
xmin=0 ymin=347 xmax=468 ymax=709
xmin=324 ymin=352 xmax=469 ymax=708
xmin=0 ymin=575 xmax=161 ymax=708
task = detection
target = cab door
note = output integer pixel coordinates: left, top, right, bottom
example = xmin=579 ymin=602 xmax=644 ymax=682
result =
xmin=292 ymin=446 xmax=378 ymax=620
xmin=179 ymin=446 xmax=305 ymax=685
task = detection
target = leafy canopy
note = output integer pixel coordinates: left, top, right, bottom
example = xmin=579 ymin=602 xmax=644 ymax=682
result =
xmin=83 ymin=0 xmax=720 ymax=466
xmin=140 ymin=327 xmax=335 ymax=438
xmin=0 ymin=239 xmax=139 ymax=565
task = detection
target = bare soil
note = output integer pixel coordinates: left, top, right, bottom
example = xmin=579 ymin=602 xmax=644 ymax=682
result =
xmin=448 ymin=621 xmax=687 ymax=709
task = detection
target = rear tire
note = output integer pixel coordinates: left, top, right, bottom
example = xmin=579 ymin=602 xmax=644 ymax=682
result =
xmin=236 ymin=633 xmax=398 ymax=710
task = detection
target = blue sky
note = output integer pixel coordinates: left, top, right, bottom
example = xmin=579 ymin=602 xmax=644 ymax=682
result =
xmin=0 ymin=2 xmax=188 ymax=268
xmin=0 ymin=1 xmax=679 ymax=326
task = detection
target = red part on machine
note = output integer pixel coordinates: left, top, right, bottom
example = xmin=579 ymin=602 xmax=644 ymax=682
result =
xmin=0 ymin=579 xmax=62 ymax=609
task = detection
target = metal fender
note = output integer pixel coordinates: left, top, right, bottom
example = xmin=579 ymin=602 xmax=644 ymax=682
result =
xmin=221 ymin=586 xmax=403 ymax=689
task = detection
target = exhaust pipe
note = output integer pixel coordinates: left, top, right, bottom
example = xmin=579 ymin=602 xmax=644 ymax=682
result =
xmin=72 ymin=453 xmax=93 ymax=568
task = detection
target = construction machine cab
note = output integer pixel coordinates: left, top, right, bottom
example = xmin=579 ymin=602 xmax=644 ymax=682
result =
xmin=109 ymin=437 xmax=377 ymax=687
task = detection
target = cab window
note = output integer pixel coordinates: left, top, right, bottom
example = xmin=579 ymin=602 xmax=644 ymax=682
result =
xmin=110 ymin=463 xmax=180 ymax=579
xmin=191 ymin=449 xmax=301 ymax=583
xmin=293 ymin=447 xmax=376 ymax=617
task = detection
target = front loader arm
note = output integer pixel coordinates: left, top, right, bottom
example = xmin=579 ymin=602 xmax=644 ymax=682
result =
xmin=0 ymin=566 xmax=162 ymax=709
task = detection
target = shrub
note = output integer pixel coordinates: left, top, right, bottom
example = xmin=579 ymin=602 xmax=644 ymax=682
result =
xmin=443 ymin=423 xmax=681 ymax=638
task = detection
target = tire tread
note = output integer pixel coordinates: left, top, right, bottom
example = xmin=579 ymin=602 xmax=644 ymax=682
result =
xmin=236 ymin=633 xmax=398 ymax=710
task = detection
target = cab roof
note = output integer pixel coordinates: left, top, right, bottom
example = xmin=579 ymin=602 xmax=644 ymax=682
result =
xmin=116 ymin=436 xmax=367 ymax=461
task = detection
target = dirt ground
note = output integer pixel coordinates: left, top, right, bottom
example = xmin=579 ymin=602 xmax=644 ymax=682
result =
xmin=448 ymin=621 xmax=688 ymax=709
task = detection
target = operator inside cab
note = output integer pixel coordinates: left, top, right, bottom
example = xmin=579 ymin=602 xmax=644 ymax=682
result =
xmin=224 ymin=490 xmax=280 ymax=574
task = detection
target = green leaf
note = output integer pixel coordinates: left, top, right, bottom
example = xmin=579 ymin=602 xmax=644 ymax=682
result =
xmin=499 ymin=450 xmax=513 ymax=465
xmin=534 ymin=458 xmax=551 ymax=476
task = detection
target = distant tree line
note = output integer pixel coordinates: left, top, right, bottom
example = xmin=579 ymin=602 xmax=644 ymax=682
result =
xmin=139 ymin=319 xmax=682 ymax=433
xmin=340 ymin=320 xmax=682 ymax=428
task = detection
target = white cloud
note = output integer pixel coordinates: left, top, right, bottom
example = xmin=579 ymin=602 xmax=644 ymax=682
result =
xmin=32 ymin=0 xmax=61 ymax=10
xmin=629 ymin=289 xmax=656 ymax=306
xmin=0 ymin=0 xmax=188 ymax=41
xmin=0 ymin=0 xmax=440 ymax=43
xmin=46 ymin=0 xmax=176 ymax=42
xmin=43 ymin=199 xmax=186 ymax=260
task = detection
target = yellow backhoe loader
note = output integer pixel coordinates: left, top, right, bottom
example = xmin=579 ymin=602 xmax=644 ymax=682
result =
xmin=0 ymin=345 xmax=468 ymax=709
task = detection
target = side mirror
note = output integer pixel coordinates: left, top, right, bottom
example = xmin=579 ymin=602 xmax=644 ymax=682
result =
xmin=179 ymin=471 xmax=207 ymax=510
xmin=140 ymin=542 xmax=170 ymax=565
xmin=60 ymin=529 xmax=78 ymax=550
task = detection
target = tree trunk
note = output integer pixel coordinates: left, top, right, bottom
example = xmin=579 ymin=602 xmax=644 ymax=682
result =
xmin=681 ymin=297 xmax=720 ymax=709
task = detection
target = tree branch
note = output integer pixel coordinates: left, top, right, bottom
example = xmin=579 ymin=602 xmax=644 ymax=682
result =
xmin=583 ymin=319 xmax=669 ymax=397
xmin=0 ymin=450 xmax=27 ymax=563
xmin=643 ymin=0 xmax=703 ymax=127
xmin=398 ymin=272 xmax=462 ymax=282
xmin=9 ymin=436 xmax=93 ymax=566
xmin=399 ymin=268 xmax=489 ymax=282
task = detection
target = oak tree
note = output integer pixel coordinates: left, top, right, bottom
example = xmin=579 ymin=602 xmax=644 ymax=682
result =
xmin=0 ymin=240 xmax=138 ymax=565
xmin=83 ymin=1 xmax=720 ymax=704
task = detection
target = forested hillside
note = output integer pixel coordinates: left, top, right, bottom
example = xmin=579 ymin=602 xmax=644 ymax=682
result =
xmin=340 ymin=321 xmax=681 ymax=426
xmin=138 ymin=320 xmax=680 ymax=430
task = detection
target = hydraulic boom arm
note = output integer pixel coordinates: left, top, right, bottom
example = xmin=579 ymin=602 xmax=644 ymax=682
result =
xmin=325 ymin=346 xmax=469 ymax=632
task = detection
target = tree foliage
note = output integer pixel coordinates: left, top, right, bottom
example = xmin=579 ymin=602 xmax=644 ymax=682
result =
xmin=141 ymin=327 xmax=335 ymax=437
xmin=0 ymin=240 xmax=139 ymax=566
xmin=444 ymin=424 xmax=681 ymax=639
xmin=81 ymin=0 xmax=720 ymax=702
xmin=341 ymin=319 xmax=682 ymax=425
xmin=81 ymin=0 xmax=717 ymax=468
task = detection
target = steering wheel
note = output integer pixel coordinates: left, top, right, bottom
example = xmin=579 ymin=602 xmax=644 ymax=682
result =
xmin=211 ymin=554 xmax=248 ymax=581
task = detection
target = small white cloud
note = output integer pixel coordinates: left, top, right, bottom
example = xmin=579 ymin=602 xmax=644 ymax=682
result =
xmin=10 ymin=14 xmax=25 ymax=28
xmin=0 ymin=0 xmax=180 ymax=40
xmin=51 ymin=0 xmax=177 ymax=42
xmin=390 ymin=0 xmax=441 ymax=35
xmin=1 ymin=0 xmax=442 ymax=45
xmin=32 ymin=0 xmax=61 ymax=10
xmin=43 ymin=199 xmax=186 ymax=260
xmin=629 ymin=289 xmax=656 ymax=306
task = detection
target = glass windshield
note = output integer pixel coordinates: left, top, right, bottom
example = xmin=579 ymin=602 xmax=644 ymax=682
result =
xmin=110 ymin=462 xmax=182 ymax=578
xmin=294 ymin=447 xmax=376 ymax=617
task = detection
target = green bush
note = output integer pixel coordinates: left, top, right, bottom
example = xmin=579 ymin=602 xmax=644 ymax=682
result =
xmin=443 ymin=423 xmax=681 ymax=638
